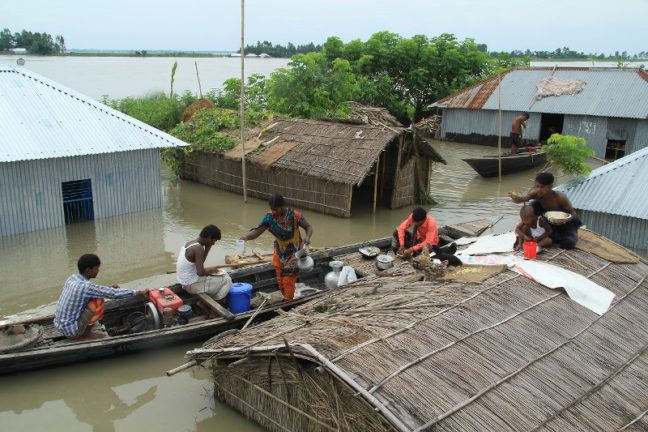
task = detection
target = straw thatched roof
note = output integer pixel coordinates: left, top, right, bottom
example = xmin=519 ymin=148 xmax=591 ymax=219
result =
xmin=244 ymin=118 xmax=405 ymax=186
xmin=190 ymin=245 xmax=648 ymax=431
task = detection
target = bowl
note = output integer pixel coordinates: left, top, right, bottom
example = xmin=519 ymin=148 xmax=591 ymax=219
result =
xmin=375 ymin=254 xmax=395 ymax=271
xmin=544 ymin=211 xmax=572 ymax=224
xmin=359 ymin=246 xmax=380 ymax=258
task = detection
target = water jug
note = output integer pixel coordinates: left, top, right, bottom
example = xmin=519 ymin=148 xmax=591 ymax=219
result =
xmin=324 ymin=261 xmax=344 ymax=289
xmin=228 ymin=283 xmax=253 ymax=313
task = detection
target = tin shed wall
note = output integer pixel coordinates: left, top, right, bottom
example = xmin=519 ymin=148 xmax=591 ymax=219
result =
xmin=562 ymin=115 xmax=608 ymax=158
xmin=440 ymin=109 xmax=540 ymax=145
xmin=631 ymin=120 xmax=648 ymax=154
xmin=0 ymin=149 xmax=163 ymax=236
xmin=579 ymin=210 xmax=648 ymax=251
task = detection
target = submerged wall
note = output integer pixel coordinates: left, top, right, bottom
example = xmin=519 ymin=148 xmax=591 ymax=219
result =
xmin=180 ymin=151 xmax=354 ymax=218
xmin=0 ymin=150 xmax=163 ymax=236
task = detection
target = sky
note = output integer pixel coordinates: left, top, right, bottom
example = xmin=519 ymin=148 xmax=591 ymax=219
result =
xmin=2 ymin=0 xmax=647 ymax=55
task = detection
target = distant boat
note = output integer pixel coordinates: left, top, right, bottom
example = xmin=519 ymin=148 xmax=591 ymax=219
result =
xmin=463 ymin=151 xmax=547 ymax=177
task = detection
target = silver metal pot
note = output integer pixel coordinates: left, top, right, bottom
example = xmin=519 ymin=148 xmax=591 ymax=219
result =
xmin=375 ymin=254 xmax=395 ymax=271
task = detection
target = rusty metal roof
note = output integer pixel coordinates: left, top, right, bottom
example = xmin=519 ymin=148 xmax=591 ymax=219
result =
xmin=432 ymin=67 xmax=648 ymax=119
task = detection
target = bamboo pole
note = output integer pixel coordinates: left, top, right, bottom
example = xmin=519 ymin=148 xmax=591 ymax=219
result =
xmin=194 ymin=61 xmax=203 ymax=98
xmin=372 ymin=154 xmax=380 ymax=214
xmin=498 ymin=72 xmax=502 ymax=182
xmin=239 ymin=0 xmax=247 ymax=202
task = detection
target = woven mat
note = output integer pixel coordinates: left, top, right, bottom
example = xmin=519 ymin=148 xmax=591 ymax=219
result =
xmin=439 ymin=264 xmax=508 ymax=283
xmin=223 ymin=137 xmax=263 ymax=161
xmin=251 ymin=141 xmax=296 ymax=169
xmin=576 ymin=229 xmax=640 ymax=264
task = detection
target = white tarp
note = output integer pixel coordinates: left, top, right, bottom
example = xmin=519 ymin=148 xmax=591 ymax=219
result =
xmin=457 ymin=232 xmax=516 ymax=256
xmin=514 ymin=260 xmax=614 ymax=315
xmin=455 ymin=230 xmax=615 ymax=315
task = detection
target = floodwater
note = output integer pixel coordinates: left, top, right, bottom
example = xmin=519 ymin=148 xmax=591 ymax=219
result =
xmin=0 ymin=139 xmax=575 ymax=431
xmin=0 ymin=54 xmax=637 ymax=431
xmin=0 ymin=55 xmax=289 ymax=100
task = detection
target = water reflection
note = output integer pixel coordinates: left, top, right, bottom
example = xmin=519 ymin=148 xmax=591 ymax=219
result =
xmin=0 ymin=344 xmax=258 ymax=432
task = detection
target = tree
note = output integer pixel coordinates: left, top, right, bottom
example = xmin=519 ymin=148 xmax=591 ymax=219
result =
xmin=266 ymin=52 xmax=357 ymax=118
xmin=346 ymin=32 xmax=492 ymax=122
xmin=543 ymin=134 xmax=595 ymax=176
xmin=0 ymin=28 xmax=13 ymax=51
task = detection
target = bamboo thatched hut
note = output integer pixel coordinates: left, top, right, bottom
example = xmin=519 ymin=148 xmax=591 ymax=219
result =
xmin=188 ymin=239 xmax=648 ymax=431
xmin=179 ymin=118 xmax=445 ymax=217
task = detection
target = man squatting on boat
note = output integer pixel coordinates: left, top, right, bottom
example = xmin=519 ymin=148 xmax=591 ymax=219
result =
xmin=54 ymin=254 xmax=149 ymax=339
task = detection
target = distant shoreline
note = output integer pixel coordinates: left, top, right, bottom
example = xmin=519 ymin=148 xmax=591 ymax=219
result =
xmin=1 ymin=51 xmax=645 ymax=62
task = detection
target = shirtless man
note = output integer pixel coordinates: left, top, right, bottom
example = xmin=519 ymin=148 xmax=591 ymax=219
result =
xmin=510 ymin=113 xmax=529 ymax=155
xmin=176 ymin=224 xmax=232 ymax=300
xmin=509 ymin=172 xmax=581 ymax=249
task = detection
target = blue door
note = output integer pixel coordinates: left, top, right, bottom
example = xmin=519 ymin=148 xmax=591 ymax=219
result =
xmin=61 ymin=179 xmax=94 ymax=224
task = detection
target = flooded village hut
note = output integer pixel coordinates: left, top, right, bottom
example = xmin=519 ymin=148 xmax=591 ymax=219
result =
xmin=189 ymin=241 xmax=648 ymax=431
xmin=179 ymin=117 xmax=445 ymax=218
xmin=0 ymin=67 xmax=188 ymax=237
xmin=557 ymin=146 xmax=648 ymax=250
xmin=430 ymin=67 xmax=648 ymax=161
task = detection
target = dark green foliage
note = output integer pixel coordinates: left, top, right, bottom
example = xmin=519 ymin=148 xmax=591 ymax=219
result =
xmin=243 ymin=40 xmax=321 ymax=57
xmin=0 ymin=28 xmax=65 ymax=54
xmin=266 ymin=52 xmax=357 ymax=119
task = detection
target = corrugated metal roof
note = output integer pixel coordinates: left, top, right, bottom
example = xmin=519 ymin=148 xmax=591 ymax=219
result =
xmin=432 ymin=67 xmax=648 ymax=119
xmin=556 ymin=145 xmax=648 ymax=220
xmin=0 ymin=67 xmax=188 ymax=163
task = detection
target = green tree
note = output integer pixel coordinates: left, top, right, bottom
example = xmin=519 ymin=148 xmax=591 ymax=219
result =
xmin=543 ymin=134 xmax=595 ymax=176
xmin=266 ymin=52 xmax=357 ymax=118
xmin=0 ymin=28 xmax=13 ymax=50
xmin=348 ymin=32 xmax=491 ymax=122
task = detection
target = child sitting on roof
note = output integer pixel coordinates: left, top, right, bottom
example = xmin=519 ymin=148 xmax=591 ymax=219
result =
xmin=513 ymin=205 xmax=553 ymax=251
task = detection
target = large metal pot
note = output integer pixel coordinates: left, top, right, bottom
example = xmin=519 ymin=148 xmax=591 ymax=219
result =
xmin=297 ymin=255 xmax=314 ymax=272
xmin=375 ymin=254 xmax=395 ymax=271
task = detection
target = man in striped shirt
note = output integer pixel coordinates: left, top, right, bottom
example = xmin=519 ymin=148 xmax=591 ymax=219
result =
xmin=54 ymin=254 xmax=149 ymax=338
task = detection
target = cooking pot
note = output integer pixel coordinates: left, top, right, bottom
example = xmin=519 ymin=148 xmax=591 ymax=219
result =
xmin=297 ymin=255 xmax=314 ymax=272
xmin=375 ymin=254 xmax=395 ymax=271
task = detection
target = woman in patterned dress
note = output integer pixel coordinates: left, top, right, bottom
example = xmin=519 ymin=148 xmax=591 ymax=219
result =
xmin=240 ymin=194 xmax=313 ymax=300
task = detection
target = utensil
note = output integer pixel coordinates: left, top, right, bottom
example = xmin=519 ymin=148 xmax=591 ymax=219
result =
xmin=544 ymin=211 xmax=572 ymax=225
xmin=359 ymin=246 xmax=380 ymax=258
xmin=375 ymin=254 xmax=395 ymax=270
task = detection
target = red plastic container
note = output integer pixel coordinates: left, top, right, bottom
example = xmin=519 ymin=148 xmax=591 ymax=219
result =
xmin=149 ymin=287 xmax=183 ymax=315
xmin=523 ymin=241 xmax=537 ymax=259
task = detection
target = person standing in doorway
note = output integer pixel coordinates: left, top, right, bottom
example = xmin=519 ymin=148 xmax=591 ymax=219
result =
xmin=510 ymin=112 xmax=529 ymax=155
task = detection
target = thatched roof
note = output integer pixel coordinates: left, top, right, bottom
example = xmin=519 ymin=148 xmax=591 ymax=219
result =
xmin=190 ymin=245 xmax=648 ymax=431
xmin=247 ymin=119 xmax=406 ymax=186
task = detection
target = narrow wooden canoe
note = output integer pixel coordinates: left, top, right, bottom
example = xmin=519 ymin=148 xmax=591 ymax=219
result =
xmin=463 ymin=151 xmax=547 ymax=177
xmin=0 ymin=238 xmax=390 ymax=375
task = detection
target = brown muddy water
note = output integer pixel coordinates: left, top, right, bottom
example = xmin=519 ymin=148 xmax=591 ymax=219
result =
xmin=0 ymin=140 xmax=601 ymax=431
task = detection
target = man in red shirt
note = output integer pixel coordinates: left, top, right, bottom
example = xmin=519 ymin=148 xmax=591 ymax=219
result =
xmin=393 ymin=207 xmax=439 ymax=257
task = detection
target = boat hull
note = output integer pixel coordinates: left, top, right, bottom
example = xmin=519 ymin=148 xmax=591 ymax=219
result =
xmin=0 ymin=238 xmax=390 ymax=374
xmin=463 ymin=152 xmax=547 ymax=177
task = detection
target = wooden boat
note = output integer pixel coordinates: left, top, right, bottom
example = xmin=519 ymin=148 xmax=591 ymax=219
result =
xmin=0 ymin=238 xmax=390 ymax=375
xmin=463 ymin=151 xmax=547 ymax=177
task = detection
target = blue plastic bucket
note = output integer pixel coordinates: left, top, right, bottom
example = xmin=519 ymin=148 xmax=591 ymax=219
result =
xmin=228 ymin=283 xmax=253 ymax=314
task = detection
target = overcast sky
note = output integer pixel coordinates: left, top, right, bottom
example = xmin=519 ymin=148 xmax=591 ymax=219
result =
xmin=2 ymin=0 xmax=647 ymax=55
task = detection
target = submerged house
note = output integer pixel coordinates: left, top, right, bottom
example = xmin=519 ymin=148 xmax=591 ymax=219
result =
xmin=557 ymin=146 xmax=648 ymax=250
xmin=0 ymin=67 xmax=187 ymax=236
xmin=180 ymin=117 xmax=445 ymax=217
xmin=189 ymin=240 xmax=648 ymax=431
xmin=431 ymin=67 xmax=648 ymax=160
